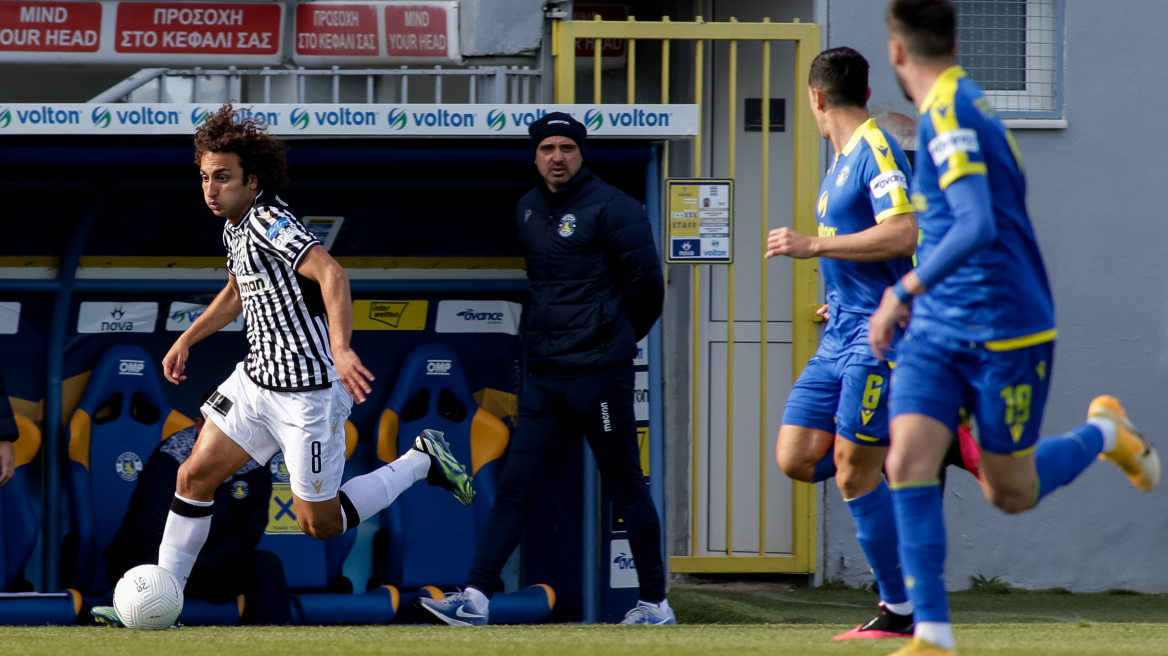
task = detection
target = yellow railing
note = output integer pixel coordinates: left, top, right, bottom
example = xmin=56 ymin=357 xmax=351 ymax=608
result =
xmin=553 ymin=17 xmax=821 ymax=574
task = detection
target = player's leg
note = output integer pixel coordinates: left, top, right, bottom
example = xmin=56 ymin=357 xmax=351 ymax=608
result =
xmin=573 ymin=364 xmax=673 ymax=625
xmin=884 ymin=334 xmax=969 ymax=654
xmin=777 ymin=357 xmax=842 ymax=483
xmin=160 ymin=374 xmax=259 ymax=589
xmin=420 ymin=376 xmax=564 ymax=626
xmin=832 ymin=356 xmax=913 ymax=640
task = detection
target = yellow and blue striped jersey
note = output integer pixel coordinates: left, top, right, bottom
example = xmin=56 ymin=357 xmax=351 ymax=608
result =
xmin=911 ymin=66 xmax=1055 ymax=345
xmin=817 ymin=118 xmax=915 ymax=357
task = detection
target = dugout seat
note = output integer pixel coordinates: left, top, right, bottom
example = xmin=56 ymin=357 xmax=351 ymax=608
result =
xmin=257 ymin=421 xmax=401 ymax=624
xmin=0 ymin=413 xmax=82 ymax=625
xmin=62 ymin=345 xmax=241 ymax=625
xmin=375 ymin=343 xmax=554 ymax=624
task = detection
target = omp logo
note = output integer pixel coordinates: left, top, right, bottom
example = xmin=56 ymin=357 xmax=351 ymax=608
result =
xmin=456 ymin=309 xmax=504 ymax=323
xmin=584 ymin=108 xmax=603 ymax=131
xmin=869 ymin=170 xmax=908 ymax=199
xmin=387 ymin=108 xmax=407 ymax=130
xmin=613 ymin=552 xmax=636 ymax=570
xmin=92 ymin=106 xmax=111 ymax=128
xmin=118 ymin=359 xmax=146 ymax=376
xmin=368 ymin=301 xmax=407 ymax=327
xmin=487 ymin=109 xmax=506 ymax=131
xmin=426 ymin=359 xmax=453 ymax=376
xmin=290 ymin=108 xmax=310 ymax=130
xmin=928 ymin=128 xmax=979 ymax=165
xmin=0 ymin=108 xmax=9 ymax=128
xmin=191 ymin=107 xmax=212 ymax=126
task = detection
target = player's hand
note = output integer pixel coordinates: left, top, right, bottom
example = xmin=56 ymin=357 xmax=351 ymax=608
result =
xmin=817 ymin=304 xmax=830 ymax=321
xmin=765 ymin=227 xmax=817 ymax=259
xmin=0 ymin=441 xmax=14 ymax=487
xmin=162 ymin=339 xmax=190 ymax=385
xmin=335 ymin=347 xmax=374 ymax=404
xmin=869 ymin=287 xmax=912 ymax=360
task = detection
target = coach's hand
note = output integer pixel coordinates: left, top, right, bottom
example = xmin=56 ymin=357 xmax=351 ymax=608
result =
xmin=0 ymin=441 xmax=14 ymax=487
xmin=162 ymin=340 xmax=190 ymax=385
xmin=869 ymin=287 xmax=912 ymax=361
xmin=335 ymin=348 xmax=374 ymax=404
xmin=766 ymin=227 xmax=816 ymax=259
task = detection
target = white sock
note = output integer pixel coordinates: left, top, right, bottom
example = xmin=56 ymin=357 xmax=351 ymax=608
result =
xmin=157 ymin=494 xmax=213 ymax=590
xmin=464 ymin=586 xmax=489 ymax=611
xmin=883 ymin=599 xmax=913 ymax=616
xmin=338 ymin=450 xmax=431 ymax=523
xmin=916 ymin=621 xmax=955 ymax=649
xmin=1088 ymin=417 xmax=1118 ymax=452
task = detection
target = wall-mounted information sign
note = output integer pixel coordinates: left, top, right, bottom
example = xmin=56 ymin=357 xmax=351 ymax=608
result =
xmin=665 ymin=179 xmax=733 ymax=264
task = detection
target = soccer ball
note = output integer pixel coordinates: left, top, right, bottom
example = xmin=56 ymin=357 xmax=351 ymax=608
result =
xmin=113 ymin=565 xmax=184 ymax=630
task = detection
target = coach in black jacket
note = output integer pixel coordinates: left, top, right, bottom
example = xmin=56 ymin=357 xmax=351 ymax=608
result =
xmin=431 ymin=113 xmax=673 ymax=625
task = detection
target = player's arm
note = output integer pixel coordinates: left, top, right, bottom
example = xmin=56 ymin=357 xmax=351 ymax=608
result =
xmin=766 ymin=212 xmax=917 ymax=262
xmin=603 ymin=196 xmax=665 ymax=341
xmin=296 ymin=245 xmax=374 ymax=404
xmin=162 ymin=276 xmax=243 ymax=384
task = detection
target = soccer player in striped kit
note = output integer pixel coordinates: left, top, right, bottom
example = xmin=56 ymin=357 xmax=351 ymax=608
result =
xmin=136 ymin=103 xmax=475 ymax=603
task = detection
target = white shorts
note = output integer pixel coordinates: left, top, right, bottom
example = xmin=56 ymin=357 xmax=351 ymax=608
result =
xmin=203 ymin=362 xmax=352 ymax=502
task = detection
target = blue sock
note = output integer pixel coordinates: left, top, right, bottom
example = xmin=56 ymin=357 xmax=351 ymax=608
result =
xmin=811 ymin=447 xmax=837 ymax=483
xmin=845 ymin=481 xmax=907 ymax=605
xmin=1034 ymin=424 xmax=1104 ymax=504
xmin=891 ymin=483 xmax=949 ymax=623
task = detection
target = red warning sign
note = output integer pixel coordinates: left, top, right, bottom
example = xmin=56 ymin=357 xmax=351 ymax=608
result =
xmin=295 ymin=3 xmax=377 ymax=57
xmin=114 ymin=2 xmax=280 ymax=54
xmin=0 ymin=2 xmax=101 ymax=52
xmin=384 ymin=4 xmax=449 ymax=58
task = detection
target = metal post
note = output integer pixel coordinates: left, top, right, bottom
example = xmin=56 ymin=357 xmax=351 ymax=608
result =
xmin=434 ymin=65 xmax=443 ymax=103
xmin=647 ymin=144 xmax=666 ymax=529
xmin=495 ymin=67 xmax=507 ymax=103
xmin=582 ymin=444 xmax=598 ymax=624
xmin=263 ymin=67 xmax=271 ymax=103
xmin=724 ymin=19 xmax=736 ymax=557
xmin=759 ymin=27 xmax=772 ymax=557
xmin=332 ymin=66 xmax=340 ymax=103
xmin=401 ymin=66 xmax=409 ymax=103
xmin=366 ymin=75 xmax=374 ymax=103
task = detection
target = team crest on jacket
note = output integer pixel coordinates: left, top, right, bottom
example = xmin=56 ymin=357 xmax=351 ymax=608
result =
xmin=230 ymin=480 xmax=249 ymax=500
xmin=557 ymin=214 xmax=577 ymax=238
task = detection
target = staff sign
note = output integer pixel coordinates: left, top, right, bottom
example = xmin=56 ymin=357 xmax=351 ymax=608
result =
xmin=665 ymin=179 xmax=733 ymax=264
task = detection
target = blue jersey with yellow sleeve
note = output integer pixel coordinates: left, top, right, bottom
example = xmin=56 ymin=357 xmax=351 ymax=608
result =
xmin=910 ymin=66 xmax=1055 ymax=345
xmin=817 ymin=118 xmax=915 ymax=357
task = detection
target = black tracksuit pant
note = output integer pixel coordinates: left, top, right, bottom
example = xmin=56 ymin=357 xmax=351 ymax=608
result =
xmin=467 ymin=362 xmax=665 ymax=603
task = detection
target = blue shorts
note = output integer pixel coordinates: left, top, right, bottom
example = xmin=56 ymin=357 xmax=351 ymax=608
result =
xmin=782 ymin=351 xmax=892 ymax=446
xmin=889 ymin=329 xmax=1054 ymax=455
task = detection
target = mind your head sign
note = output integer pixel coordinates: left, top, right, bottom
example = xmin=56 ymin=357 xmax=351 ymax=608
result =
xmin=0 ymin=104 xmax=698 ymax=138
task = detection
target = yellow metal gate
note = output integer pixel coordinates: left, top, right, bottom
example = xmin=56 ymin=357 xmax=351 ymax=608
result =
xmin=553 ymin=16 xmax=821 ymax=573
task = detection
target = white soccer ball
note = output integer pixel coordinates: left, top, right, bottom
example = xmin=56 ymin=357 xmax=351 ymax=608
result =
xmin=113 ymin=565 xmax=184 ymax=630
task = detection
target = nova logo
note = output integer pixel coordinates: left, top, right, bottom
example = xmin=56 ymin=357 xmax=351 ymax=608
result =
xmin=584 ymin=108 xmax=603 ymax=131
xmin=118 ymin=359 xmax=146 ymax=376
xmin=487 ymin=109 xmax=505 ymax=131
xmin=426 ymin=359 xmax=453 ymax=376
xmin=0 ymin=108 xmax=9 ymax=128
xmin=387 ymin=108 xmax=407 ymax=130
xmin=191 ymin=107 xmax=212 ymax=126
xmin=613 ymin=552 xmax=636 ymax=570
xmin=92 ymin=106 xmax=111 ymax=128
xmin=456 ymin=309 xmax=504 ymax=322
xmin=290 ymin=108 xmax=309 ymax=130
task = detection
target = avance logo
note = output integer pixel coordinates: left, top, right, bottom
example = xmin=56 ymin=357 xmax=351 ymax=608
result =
xmin=92 ymin=106 xmax=111 ymax=129
xmin=191 ymin=107 xmax=212 ymax=126
xmin=487 ymin=109 xmax=506 ymax=131
xmin=0 ymin=108 xmax=9 ymax=129
xmin=584 ymin=108 xmax=603 ymax=131
xmin=290 ymin=108 xmax=310 ymax=130
xmin=387 ymin=108 xmax=407 ymax=130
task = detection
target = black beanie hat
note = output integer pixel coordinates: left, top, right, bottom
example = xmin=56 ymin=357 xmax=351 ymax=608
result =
xmin=529 ymin=112 xmax=587 ymax=159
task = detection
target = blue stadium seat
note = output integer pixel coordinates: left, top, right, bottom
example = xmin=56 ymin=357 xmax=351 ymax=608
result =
xmin=64 ymin=345 xmax=193 ymax=595
xmin=0 ymin=413 xmax=82 ymax=625
xmin=258 ymin=421 xmax=401 ymax=624
xmin=376 ymin=343 xmax=553 ymax=624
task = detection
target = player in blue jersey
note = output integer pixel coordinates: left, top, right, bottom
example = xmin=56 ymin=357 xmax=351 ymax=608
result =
xmin=767 ymin=46 xmax=919 ymax=639
xmin=871 ymin=2 xmax=1160 ymax=654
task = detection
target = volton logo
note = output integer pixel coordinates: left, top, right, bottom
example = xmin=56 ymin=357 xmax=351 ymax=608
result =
xmin=191 ymin=107 xmax=212 ymax=126
xmin=584 ymin=108 xmax=603 ymax=131
xmin=0 ymin=107 xmax=10 ymax=129
xmin=487 ymin=109 xmax=506 ymax=131
xmin=387 ymin=108 xmax=407 ymax=130
xmin=92 ymin=106 xmax=111 ymax=128
xmin=290 ymin=108 xmax=310 ymax=130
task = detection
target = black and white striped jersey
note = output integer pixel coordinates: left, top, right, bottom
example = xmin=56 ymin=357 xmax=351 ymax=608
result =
xmin=223 ymin=192 xmax=335 ymax=392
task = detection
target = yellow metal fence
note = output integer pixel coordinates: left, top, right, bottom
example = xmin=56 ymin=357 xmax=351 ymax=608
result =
xmin=553 ymin=17 xmax=821 ymax=574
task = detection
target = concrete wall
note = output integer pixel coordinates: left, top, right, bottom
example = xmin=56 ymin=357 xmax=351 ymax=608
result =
xmin=822 ymin=0 xmax=1168 ymax=592
xmin=459 ymin=0 xmax=545 ymax=57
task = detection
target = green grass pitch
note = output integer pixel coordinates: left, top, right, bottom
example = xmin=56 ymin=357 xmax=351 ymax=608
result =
xmin=4 ymin=585 xmax=1168 ymax=655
